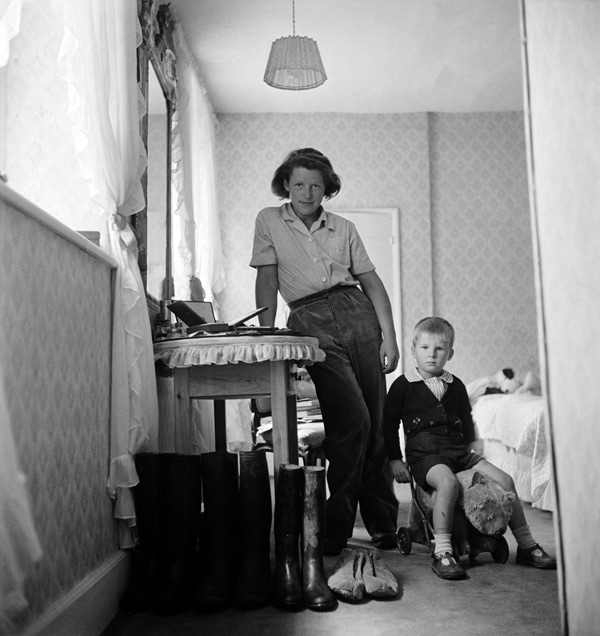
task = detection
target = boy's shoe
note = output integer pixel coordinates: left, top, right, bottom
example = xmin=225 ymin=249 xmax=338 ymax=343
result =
xmin=371 ymin=532 xmax=397 ymax=550
xmin=431 ymin=552 xmax=466 ymax=580
xmin=516 ymin=544 xmax=557 ymax=569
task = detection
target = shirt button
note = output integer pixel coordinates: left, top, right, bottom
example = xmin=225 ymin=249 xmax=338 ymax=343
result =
xmin=313 ymin=257 xmax=318 ymax=262
xmin=321 ymin=277 xmax=326 ymax=282
xmin=308 ymin=237 xmax=313 ymax=242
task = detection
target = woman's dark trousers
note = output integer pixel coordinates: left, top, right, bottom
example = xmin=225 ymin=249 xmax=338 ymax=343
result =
xmin=288 ymin=286 xmax=398 ymax=542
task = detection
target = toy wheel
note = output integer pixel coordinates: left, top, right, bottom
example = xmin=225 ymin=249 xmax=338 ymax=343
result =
xmin=397 ymin=527 xmax=412 ymax=555
xmin=491 ymin=536 xmax=510 ymax=563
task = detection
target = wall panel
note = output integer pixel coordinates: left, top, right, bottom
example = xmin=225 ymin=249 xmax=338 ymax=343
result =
xmin=523 ymin=1 xmax=600 ymax=632
xmin=0 ymin=189 xmax=118 ymax=631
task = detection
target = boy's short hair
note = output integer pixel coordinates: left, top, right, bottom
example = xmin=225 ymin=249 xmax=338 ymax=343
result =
xmin=271 ymin=148 xmax=342 ymax=200
xmin=413 ymin=317 xmax=455 ymax=348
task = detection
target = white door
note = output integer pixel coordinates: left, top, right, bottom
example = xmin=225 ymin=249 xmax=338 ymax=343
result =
xmin=335 ymin=208 xmax=402 ymax=385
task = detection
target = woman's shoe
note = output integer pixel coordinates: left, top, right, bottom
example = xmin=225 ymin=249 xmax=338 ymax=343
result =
xmin=371 ymin=532 xmax=397 ymax=550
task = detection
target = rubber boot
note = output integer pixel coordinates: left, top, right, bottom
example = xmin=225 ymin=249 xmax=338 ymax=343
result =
xmin=302 ymin=465 xmax=338 ymax=612
xmin=120 ymin=453 xmax=166 ymax=613
xmin=232 ymin=451 xmax=273 ymax=608
xmin=272 ymin=464 xmax=304 ymax=610
xmin=193 ymin=451 xmax=240 ymax=612
xmin=153 ymin=453 xmax=202 ymax=614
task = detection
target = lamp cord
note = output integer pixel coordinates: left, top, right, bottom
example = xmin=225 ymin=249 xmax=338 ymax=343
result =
xmin=292 ymin=0 xmax=296 ymax=36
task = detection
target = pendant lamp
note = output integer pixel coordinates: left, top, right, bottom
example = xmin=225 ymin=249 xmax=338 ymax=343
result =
xmin=264 ymin=1 xmax=327 ymax=91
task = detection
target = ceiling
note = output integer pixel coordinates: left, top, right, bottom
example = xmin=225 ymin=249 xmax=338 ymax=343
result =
xmin=164 ymin=0 xmax=525 ymax=115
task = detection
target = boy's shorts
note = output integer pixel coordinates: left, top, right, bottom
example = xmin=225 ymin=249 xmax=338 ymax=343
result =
xmin=406 ymin=429 xmax=483 ymax=490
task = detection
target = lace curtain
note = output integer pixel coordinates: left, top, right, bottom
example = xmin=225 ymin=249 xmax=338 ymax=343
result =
xmin=171 ymin=20 xmax=225 ymax=308
xmin=2 ymin=0 xmax=226 ymax=563
xmin=57 ymin=0 xmax=159 ymax=548
xmin=0 ymin=0 xmax=24 ymax=66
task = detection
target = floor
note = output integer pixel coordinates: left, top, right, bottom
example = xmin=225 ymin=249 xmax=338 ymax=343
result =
xmin=102 ymin=458 xmax=562 ymax=636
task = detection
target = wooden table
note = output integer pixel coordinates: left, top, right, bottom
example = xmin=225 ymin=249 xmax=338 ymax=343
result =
xmin=154 ymin=334 xmax=324 ymax=477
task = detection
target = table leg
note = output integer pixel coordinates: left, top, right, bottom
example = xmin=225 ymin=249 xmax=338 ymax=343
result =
xmin=270 ymin=361 xmax=299 ymax=481
xmin=214 ymin=400 xmax=227 ymax=451
xmin=286 ymin=393 xmax=299 ymax=460
xmin=173 ymin=367 xmax=194 ymax=454
xmin=156 ymin=367 xmax=176 ymax=453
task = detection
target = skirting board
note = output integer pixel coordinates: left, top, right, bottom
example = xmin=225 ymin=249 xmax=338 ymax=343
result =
xmin=22 ymin=551 xmax=129 ymax=636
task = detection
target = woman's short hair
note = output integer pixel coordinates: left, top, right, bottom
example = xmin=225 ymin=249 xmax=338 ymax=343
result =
xmin=271 ymin=148 xmax=342 ymax=199
xmin=413 ymin=317 xmax=455 ymax=348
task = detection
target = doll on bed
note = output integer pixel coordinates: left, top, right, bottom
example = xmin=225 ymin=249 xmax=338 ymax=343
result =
xmin=382 ymin=317 xmax=557 ymax=580
xmin=466 ymin=367 xmax=523 ymax=404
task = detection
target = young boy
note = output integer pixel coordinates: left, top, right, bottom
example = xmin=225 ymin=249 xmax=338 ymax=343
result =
xmin=383 ymin=317 xmax=556 ymax=580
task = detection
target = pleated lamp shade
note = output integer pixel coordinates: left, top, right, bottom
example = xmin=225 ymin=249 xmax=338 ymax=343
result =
xmin=264 ymin=35 xmax=327 ymax=90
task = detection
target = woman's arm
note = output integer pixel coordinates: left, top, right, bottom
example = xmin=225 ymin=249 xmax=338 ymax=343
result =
xmin=355 ymin=270 xmax=399 ymax=373
xmin=255 ymin=264 xmax=279 ymax=327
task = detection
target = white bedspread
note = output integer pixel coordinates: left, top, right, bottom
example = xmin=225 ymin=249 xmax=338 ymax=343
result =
xmin=472 ymin=393 xmax=552 ymax=505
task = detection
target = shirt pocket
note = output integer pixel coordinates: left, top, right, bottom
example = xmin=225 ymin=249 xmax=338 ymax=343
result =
xmin=324 ymin=235 xmax=349 ymax=264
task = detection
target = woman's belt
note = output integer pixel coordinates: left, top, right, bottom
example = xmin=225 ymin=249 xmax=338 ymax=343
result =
xmin=288 ymin=284 xmax=357 ymax=310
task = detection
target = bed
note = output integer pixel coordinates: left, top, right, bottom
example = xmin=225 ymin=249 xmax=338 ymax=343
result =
xmin=469 ymin=374 xmax=556 ymax=513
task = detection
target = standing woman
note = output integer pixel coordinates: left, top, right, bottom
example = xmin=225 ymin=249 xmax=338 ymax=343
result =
xmin=250 ymin=148 xmax=399 ymax=555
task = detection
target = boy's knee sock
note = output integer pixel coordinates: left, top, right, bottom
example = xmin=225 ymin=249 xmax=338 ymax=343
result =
xmin=512 ymin=524 xmax=537 ymax=551
xmin=433 ymin=533 xmax=453 ymax=557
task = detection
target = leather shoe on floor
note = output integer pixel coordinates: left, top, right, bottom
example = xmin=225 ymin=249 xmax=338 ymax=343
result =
xmin=431 ymin=552 xmax=466 ymax=580
xmin=371 ymin=532 xmax=397 ymax=550
xmin=324 ymin=537 xmax=348 ymax=556
xmin=516 ymin=544 xmax=557 ymax=569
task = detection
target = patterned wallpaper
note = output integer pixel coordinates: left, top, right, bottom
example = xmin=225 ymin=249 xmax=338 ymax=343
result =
xmin=215 ymin=113 xmax=434 ymax=369
xmin=214 ymin=112 xmax=538 ymax=383
xmin=0 ymin=204 xmax=117 ymax=629
xmin=429 ymin=112 xmax=538 ymax=382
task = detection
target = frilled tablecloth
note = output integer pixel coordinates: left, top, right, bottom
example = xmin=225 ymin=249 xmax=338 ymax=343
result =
xmin=154 ymin=334 xmax=325 ymax=368
xmin=154 ymin=335 xmax=325 ymax=456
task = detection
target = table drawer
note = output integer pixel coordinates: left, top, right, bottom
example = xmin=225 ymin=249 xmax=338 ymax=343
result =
xmin=185 ymin=360 xmax=294 ymax=399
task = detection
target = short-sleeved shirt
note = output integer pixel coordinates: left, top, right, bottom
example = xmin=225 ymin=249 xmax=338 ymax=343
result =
xmin=249 ymin=203 xmax=375 ymax=304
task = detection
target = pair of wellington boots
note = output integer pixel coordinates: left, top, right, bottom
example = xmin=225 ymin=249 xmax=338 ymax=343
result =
xmin=272 ymin=464 xmax=338 ymax=612
xmin=194 ymin=450 xmax=273 ymax=611
xmin=120 ymin=452 xmax=202 ymax=615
